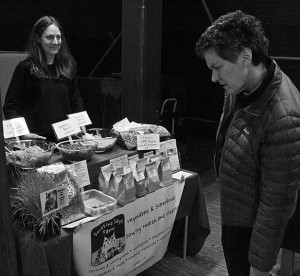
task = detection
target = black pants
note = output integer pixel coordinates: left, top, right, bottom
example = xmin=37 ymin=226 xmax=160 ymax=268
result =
xmin=221 ymin=225 xmax=252 ymax=276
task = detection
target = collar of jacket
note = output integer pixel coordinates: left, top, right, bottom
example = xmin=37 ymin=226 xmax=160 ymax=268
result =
xmin=236 ymin=58 xmax=281 ymax=117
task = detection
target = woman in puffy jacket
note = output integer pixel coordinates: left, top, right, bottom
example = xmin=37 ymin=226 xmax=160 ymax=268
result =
xmin=196 ymin=10 xmax=300 ymax=276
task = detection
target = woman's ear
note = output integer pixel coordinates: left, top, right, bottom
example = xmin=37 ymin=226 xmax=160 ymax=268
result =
xmin=36 ymin=34 xmax=41 ymax=43
xmin=241 ymin=48 xmax=252 ymax=66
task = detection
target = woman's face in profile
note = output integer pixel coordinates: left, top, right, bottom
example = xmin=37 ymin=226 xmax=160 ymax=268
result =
xmin=204 ymin=50 xmax=248 ymax=95
xmin=39 ymin=24 xmax=62 ymax=61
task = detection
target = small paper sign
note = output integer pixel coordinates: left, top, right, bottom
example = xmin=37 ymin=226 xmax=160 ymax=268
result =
xmin=109 ymin=155 xmax=129 ymax=170
xmin=135 ymin=170 xmax=145 ymax=182
xmin=137 ymin=134 xmax=160 ymax=150
xmin=69 ymin=160 xmax=90 ymax=188
xmin=156 ymin=139 xmax=180 ymax=171
xmin=40 ymin=185 xmax=69 ymax=216
xmin=172 ymin=170 xmax=193 ymax=180
xmin=143 ymin=151 xmax=154 ymax=161
xmin=2 ymin=117 xmax=30 ymax=139
xmin=67 ymin=111 xmax=92 ymax=127
xmin=123 ymin=164 xmax=132 ymax=174
xmin=113 ymin=117 xmax=130 ymax=131
xmin=51 ymin=118 xmax=81 ymax=140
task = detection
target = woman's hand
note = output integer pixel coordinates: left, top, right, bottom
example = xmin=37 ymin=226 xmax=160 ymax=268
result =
xmin=21 ymin=133 xmax=46 ymax=140
xmin=250 ymin=266 xmax=269 ymax=276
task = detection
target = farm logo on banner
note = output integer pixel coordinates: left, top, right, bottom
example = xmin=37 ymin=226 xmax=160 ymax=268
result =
xmin=91 ymin=214 xmax=125 ymax=266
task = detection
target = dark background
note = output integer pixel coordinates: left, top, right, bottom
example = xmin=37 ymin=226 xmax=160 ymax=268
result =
xmin=1 ymin=0 xmax=300 ymax=136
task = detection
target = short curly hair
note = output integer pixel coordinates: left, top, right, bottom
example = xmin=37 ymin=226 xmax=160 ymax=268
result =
xmin=195 ymin=10 xmax=269 ymax=65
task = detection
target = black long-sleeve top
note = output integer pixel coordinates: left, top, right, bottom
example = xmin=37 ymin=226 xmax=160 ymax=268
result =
xmin=3 ymin=59 xmax=84 ymax=141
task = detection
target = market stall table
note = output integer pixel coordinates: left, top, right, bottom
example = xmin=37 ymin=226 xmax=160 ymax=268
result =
xmin=11 ymin=146 xmax=210 ymax=276
xmin=49 ymin=144 xmax=137 ymax=189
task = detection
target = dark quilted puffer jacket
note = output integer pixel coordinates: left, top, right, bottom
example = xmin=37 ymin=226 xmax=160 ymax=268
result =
xmin=215 ymin=60 xmax=300 ymax=271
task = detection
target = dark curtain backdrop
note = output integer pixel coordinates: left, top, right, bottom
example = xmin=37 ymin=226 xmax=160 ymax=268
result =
xmin=1 ymin=0 xmax=300 ymax=124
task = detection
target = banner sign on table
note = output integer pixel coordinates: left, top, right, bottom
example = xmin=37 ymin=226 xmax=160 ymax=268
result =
xmin=73 ymin=180 xmax=185 ymax=276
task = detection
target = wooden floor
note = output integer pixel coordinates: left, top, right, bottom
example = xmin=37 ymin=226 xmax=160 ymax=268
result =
xmin=139 ymin=176 xmax=300 ymax=276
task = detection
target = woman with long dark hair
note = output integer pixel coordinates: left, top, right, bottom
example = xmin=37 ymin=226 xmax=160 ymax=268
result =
xmin=3 ymin=16 xmax=84 ymax=141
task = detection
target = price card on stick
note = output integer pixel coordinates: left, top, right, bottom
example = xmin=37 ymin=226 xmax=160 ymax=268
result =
xmin=67 ymin=111 xmax=92 ymax=134
xmin=51 ymin=118 xmax=81 ymax=141
xmin=2 ymin=117 xmax=30 ymax=139
xmin=113 ymin=117 xmax=130 ymax=131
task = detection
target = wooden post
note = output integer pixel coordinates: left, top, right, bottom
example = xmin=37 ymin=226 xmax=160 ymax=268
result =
xmin=122 ymin=0 xmax=162 ymax=124
xmin=0 ymin=92 xmax=19 ymax=275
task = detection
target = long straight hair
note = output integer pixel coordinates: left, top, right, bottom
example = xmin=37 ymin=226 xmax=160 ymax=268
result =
xmin=26 ymin=16 xmax=76 ymax=79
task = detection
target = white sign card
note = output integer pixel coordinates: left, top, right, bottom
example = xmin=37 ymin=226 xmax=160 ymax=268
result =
xmin=40 ymin=185 xmax=69 ymax=216
xmin=69 ymin=160 xmax=90 ymax=188
xmin=143 ymin=151 xmax=154 ymax=163
xmin=112 ymin=117 xmax=131 ymax=131
xmin=51 ymin=118 xmax=81 ymax=140
xmin=37 ymin=162 xmax=66 ymax=174
xmin=137 ymin=134 xmax=160 ymax=150
xmin=109 ymin=155 xmax=129 ymax=170
xmin=123 ymin=164 xmax=132 ymax=174
xmin=73 ymin=180 xmax=185 ymax=276
xmin=156 ymin=139 xmax=180 ymax=171
xmin=67 ymin=111 xmax=92 ymax=128
xmin=2 ymin=117 xmax=30 ymax=139
xmin=172 ymin=170 xmax=194 ymax=180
